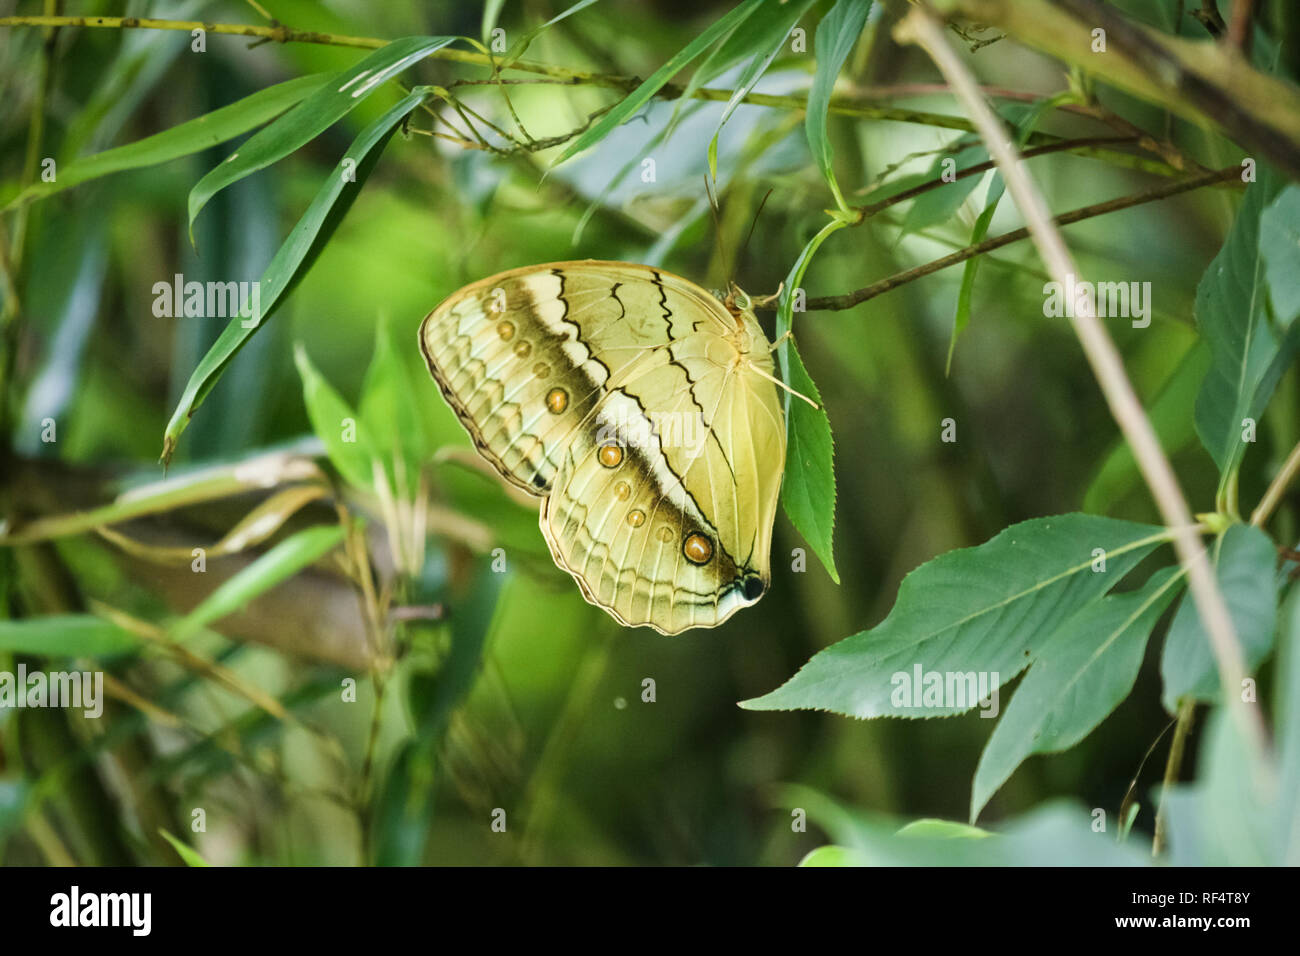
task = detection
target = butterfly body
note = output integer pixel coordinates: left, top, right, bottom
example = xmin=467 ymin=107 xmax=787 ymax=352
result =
xmin=419 ymin=260 xmax=785 ymax=634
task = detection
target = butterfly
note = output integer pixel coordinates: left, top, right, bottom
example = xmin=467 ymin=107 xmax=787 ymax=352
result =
xmin=418 ymin=260 xmax=788 ymax=634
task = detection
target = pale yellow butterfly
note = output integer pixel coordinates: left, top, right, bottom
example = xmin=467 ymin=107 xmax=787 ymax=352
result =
xmin=418 ymin=260 xmax=787 ymax=634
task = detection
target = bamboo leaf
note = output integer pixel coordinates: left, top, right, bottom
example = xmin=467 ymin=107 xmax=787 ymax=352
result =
xmin=3 ymin=74 xmax=329 ymax=211
xmin=162 ymin=89 xmax=428 ymax=464
xmin=551 ymin=0 xmax=765 ymax=167
xmin=187 ymin=37 xmax=454 ymax=233
xmin=173 ymin=524 xmax=346 ymax=640
xmin=805 ymin=0 xmax=872 ymax=212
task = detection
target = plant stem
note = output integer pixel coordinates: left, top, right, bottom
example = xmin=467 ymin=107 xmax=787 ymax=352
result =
xmin=1251 ymin=438 xmax=1300 ymax=528
xmin=1153 ymin=698 xmax=1196 ymax=856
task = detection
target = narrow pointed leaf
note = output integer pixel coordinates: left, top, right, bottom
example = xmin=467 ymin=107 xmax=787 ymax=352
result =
xmin=3 ymin=74 xmax=329 ymax=211
xmin=174 ymin=524 xmax=346 ymax=640
xmin=708 ymin=0 xmax=818 ymax=179
xmin=0 ymin=615 xmax=140 ymax=657
xmin=187 ymin=36 xmax=454 ymax=231
xmin=805 ymin=0 xmax=872 ymax=211
xmin=551 ymin=0 xmax=765 ymax=167
xmin=162 ymin=89 xmax=427 ymax=463
xmin=295 ymin=344 xmax=379 ymax=492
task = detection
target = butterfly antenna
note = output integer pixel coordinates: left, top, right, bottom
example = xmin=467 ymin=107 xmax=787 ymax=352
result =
xmin=703 ymin=174 xmax=732 ymax=294
xmin=735 ymin=188 xmax=774 ymax=287
xmin=747 ymin=360 xmax=819 ymax=409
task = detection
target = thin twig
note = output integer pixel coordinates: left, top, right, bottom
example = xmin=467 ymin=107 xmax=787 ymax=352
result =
xmin=1153 ymin=699 xmax=1196 ymax=855
xmin=756 ymin=165 xmax=1242 ymax=312
xmin=1251 ymin=439 xmax=1300 ymax=528
xmin=0 ymin=14 xmax=1187 ymax=177
xmin=899 ymin=5 xmax=1271 ymax=766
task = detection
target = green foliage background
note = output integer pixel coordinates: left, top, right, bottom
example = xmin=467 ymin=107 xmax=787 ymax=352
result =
xmin=0 ymin=0 xmax=1297 ymax=866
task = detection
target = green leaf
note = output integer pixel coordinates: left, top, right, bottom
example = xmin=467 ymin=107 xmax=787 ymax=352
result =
xmin=0 ymin=615 xmax=140 ymax=657
xmin=1159 ymin=523 xmax=1278 ymax=712
xmin=741 ymin=514 xmax=1169 ymax=717
xmin=1261 ymin=184 xmax=1300 ymax=325
xmin=797 ymin=845 xmax=865 ymax=866
xmin=359 ymin=316 xmax=429 ymax=489
xmin=551 ymin=0 xmax=765 ymax=167
xmin=2 ymin=74 xmax=329 ymax=211
xmin=773 ymin=218 xmax=846 ymax=583
xmin=174 ymin=524 xmax=346 ymax=640
xmin=497 ymin=0 xmax=602 ymax=70
xmin=805 ymin=0 xmax=873 ymax=212
xmin=947 ymin=95 xmax=1072 ymax=370
xmin=782 ymin=784 xmax=1147 ymax=865
xmin=1276 ymin=583 xmax=1300 ymax=864
xmin=899 ymin=143 xmax=987 ymax=236
xmin=971 ymin=566 xmax=1185 ymax=821
xmin=896 ymin=819 xmax=991 ymax=840
xmin=187 ymin=36 xmax=454 ymax=233
xmin=294 ymin=344 xmax=379 ymax=491
xmin=783 ymin=340 xmax=838 ymax=583
xmin=1162 ymin=706 xmax=1279 ymax=865
xmin=159 ymin=829 xmax=211 ymax=867
xmin=1195 ymin=170 xmax=1300 ymax=491
xmin=707 ymin=0 xmax=817 ymax=180
xmin=162 ymin=89 xmax=428 ymax=463
xmin=1082 ymin=343 xmax=1211 ymax=513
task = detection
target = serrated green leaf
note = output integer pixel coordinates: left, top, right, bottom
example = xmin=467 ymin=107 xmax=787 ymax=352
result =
xmin=174 ymin=524 xmax=346 ymax=640
xmin=0 ymin=615 xmax=140 ymax=657
xmin=3 ymin=74 xmax=329 ymax=212
xmin=294 ymin=344 xmax=379 ymax=491
xmin=805 ymin=0 xmax=871 ymax=212
xmin=187 ymin=36 xmax=454 ymax=233
xmin=1195 ymin=170 xmax=1300 ymax=492
xmin=783 ymin=340 xmax=838 ymax=583
xmin=1260 ymin=183 xmax=1300 ymax=326
xmin=972 ymin=566 xmax=1185 ymax=821
xmin=741 ymin=514 xmax=1170 ymax=717
xmin=552 ymin=0 xmax=765 ymax=167
xmin=162 ymin=89 xmax=427 ymax=464
xmin=773 ymin=219 xmax=846 ymax=583
xmin=1160 ymin=523 xmax=1278 ymax=712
